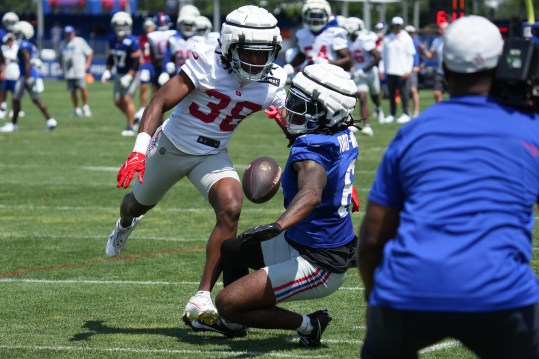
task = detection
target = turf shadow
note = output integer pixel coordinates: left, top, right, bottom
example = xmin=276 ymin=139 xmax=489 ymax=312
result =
xmin=69 ymin=320 xmax=313 ymax=354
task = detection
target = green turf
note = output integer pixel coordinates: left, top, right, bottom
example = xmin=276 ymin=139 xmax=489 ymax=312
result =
xmin=0 ymin=80 xmax=535 ymax=358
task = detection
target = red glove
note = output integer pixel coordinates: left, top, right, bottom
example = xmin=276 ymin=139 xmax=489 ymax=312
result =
xmin=117 ymin=152 xmax=146 ymax=189
xmin=351 ymin=185 xmax=360 ymax=213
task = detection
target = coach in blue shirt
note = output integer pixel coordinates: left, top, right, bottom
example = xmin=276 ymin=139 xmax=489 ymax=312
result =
xmin=358 ymin=15 xmax=539 ymax=358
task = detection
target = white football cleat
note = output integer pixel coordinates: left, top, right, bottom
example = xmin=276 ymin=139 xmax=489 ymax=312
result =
xmin=383 ymin=115 xmax=395 ymax=124
xmin=82 ymin=105 xmax=92 ymax=117
xmin=376 ymin=108 xmax=385 ymax=124
xmin=0 ymin=122 xmax=18 ymax=132
xmin=360 ymin=124 xmax=374 ymax=136
xmin=121 ymin=127 xmax=136 ymax=136
xmin=106 ymin=216 xmax=143 ymax=257
xmin=73 ymin=108 xmax=83 ymax=117
xmin=46 ymin=118 xmax=57 ymax=130
xmin=397 ymin=114 xmax=411 ymax=124
xmin=183 ymin=291 xmax=219 ymax=325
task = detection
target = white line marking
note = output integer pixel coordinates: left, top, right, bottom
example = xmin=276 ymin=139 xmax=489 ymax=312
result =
xmin=0 ymin=345 xmax=330 ymax=358
xmin=0 ymin=278 xmax=364 ymax=291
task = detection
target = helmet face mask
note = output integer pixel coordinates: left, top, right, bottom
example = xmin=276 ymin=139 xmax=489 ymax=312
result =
xmin=302 ymin=0 xmax=331 ymax=33
xmin=111 ymin=12 xmax=132 ymax=37
xmin=230 ymin=42 xmax=278 ymax=82
xmin=284 ymin=86 xmax=326 ymax=134
xmin=304 ymin=9 xmax=328 ymax=33
xmin=178 ymin=15 xmax=196 ymax=38
xmin=284 ymin=64 xmax=358 ymax=135
xmin=195 ymin=16 xmax=212 ymax=36
xmin=220 ymin=5 xmax=282 ymax=83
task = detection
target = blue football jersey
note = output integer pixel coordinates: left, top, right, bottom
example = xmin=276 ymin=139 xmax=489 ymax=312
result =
xmin=17 ymin=40 xmax=39 ymax=77
xmin=108 ymin=35 xmax=140 ymax=75
xmin=282 ymin=128 xmax=358 ymax=249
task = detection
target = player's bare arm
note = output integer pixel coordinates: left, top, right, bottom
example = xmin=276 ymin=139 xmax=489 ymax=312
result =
xmin=358 ymin=200 xmax=399 ymax=301
xmin=275 ymin=160 xmax=327 ymax=230
xmin=138 ymin=70 xmax=194 ymax=136
xmin=330 ymin=48 xmax=352 ymax=71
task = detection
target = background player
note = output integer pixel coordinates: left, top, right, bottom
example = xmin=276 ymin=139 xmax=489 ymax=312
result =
xmin=101 ymin=11 xmax=141 ymax=136
xmin=0 ymin=21 xmax=56 ymax=133
xmin=135 ymin=17 xmax=157 ymax=122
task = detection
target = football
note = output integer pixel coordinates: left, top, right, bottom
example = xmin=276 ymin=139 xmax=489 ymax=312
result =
xmin=242 ymin=156 xmax=282 ymax=204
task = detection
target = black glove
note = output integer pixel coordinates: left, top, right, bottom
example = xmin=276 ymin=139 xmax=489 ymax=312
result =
xmin=237 ymin=223 xmax=283 ymax=244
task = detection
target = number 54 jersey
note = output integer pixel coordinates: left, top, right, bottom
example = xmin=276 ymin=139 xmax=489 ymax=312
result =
xmin=163 ymin=43 xmax=287 ymax=155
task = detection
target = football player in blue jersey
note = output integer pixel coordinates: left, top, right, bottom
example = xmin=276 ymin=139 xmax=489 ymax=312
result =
xmin=359 ymin=16 xmax=539 ymax=358
xmin=0 ymin=21 xmax=57 ymax=133
xmin=101 ymin=11 xmax=142 ymax=137
xmin=186 ymin=63 xmax=359 ymax=348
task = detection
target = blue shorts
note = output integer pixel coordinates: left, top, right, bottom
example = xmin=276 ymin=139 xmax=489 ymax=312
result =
xmin=2 ymin=79 xmax=16 ymax=93
xmin=139 ymin=63 xmax=155 ymax=84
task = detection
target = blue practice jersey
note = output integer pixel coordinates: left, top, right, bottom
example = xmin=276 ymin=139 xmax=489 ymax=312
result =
xmin=283 ymin=128 xmax=358 ymax=249
xmin=369 ymin=96 xmax=539 ymax=312
xmin=17 ymin=40 xmax=39 ymax=78
xmin=0 ymin=29 xmax=7 ymax=43
xmin=108 ymin=35 xmax=140 ymax=75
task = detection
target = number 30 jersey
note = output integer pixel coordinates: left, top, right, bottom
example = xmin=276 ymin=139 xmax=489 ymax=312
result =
xmin=163 ymin=43 xmax=287 ymax=155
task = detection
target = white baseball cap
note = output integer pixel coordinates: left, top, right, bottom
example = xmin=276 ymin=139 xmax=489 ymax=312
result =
xmin=391 ymin=16 xmax=404 ymax=25
xmin=443 ymin=15 xmax=503 ymax=73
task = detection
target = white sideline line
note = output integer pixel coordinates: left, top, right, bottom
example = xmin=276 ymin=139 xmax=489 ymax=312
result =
xmin=0 ymin=232 xmax=208 ymax=242
xmin=0 ymin=345 xmax=329 ymax=358
xmin=0 ymin=278 xmax=364 ymax=291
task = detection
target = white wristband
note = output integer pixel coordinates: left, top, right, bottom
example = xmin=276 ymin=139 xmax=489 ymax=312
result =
xmin=133 ymin=132 xmax=152 ymax=154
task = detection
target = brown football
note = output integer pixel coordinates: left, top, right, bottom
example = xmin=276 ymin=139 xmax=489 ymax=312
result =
xmin=242 ymin=156 xmax=282 ymax=204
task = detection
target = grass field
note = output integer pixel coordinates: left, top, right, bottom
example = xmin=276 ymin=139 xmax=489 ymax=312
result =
xmin=0 ymin=80 xmax=536 ymax=359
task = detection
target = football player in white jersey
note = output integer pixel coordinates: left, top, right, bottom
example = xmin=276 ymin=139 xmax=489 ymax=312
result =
xmin=159 ymin=8 xmax=198 ymax=85
xmin=289 ymin=0 xmax=351 ymax=72
xmin=146 ymin=12 xmax=176 ymax=89
xmin=105 ymin=5 xmax=287 ymax=327
xmin=347 ymin=17 xmax=384 ymax=135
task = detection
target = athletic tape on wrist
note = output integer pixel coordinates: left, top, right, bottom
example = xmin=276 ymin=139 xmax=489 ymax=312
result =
xmin=133 ymin=132 xmax=152 ymax=154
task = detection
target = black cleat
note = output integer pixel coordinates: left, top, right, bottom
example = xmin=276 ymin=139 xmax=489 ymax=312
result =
xmin=298 ymin=309 xmax=332 ymax=348
xmin=184 ymin=317 xmax=247 ymax=338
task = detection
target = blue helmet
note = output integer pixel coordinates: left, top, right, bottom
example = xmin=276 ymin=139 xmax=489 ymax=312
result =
xmin=154 ymin=12 xmax=172 ymax=31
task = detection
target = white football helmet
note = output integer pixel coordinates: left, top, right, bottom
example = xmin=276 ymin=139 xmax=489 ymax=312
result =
xmin=220 ymin=5 xmax=282 ymax=83
xmin=284 ymin=64 xmax=357 ymax=135
xmin=302 ymin=0 xmax=331 ymax=33
xmin=178 ymin=4 xmax=200 ymax=19
xmin=195 ymin=16 xmax=212 ymax=36
xmin=343 ymin=17 xmax=365 ymax=35
xmin=177 ymin=13 xmax=197 ymax=38
xmin=2 ymin=12 xmax=19 ymax=32
xmin=12 ymin=21 xmax=34 ymax=41
xmin=111 ymin=11 xmax=132 ymax=37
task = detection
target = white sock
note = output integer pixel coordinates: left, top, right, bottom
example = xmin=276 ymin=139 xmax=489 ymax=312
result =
xmin=0 ymin=102 xmax=6 ymax=111
xmin=296 ymin=315 xmax=313 ymax=335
